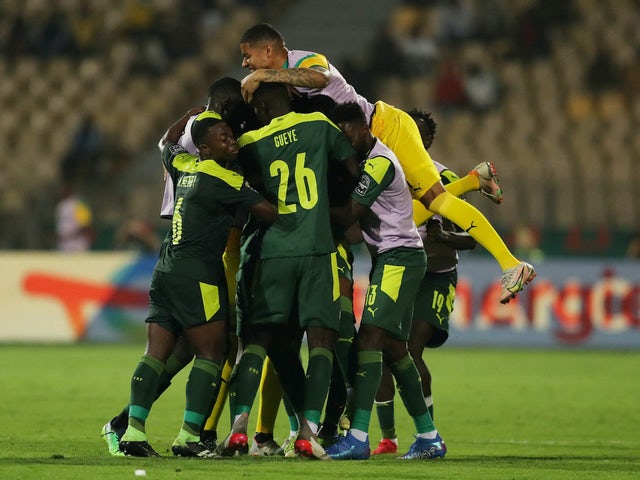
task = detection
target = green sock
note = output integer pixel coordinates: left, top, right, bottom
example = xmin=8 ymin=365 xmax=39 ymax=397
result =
xmin=227 ymin=364 xmax=238 ymax=427
xmin=126 ymin=354 xmax=164 ymax=436
xmin=234 ymin=344 xmax=266 ymax=416
xmin=303 ymin=347 xmax=333 ymax=425
xmin=391 ymin=355 xmax=435 ymax=434
xmin=336 ymin=304 xmax=356 ymax=390
xmin=155 ymin=353 xmax=191 ymax=400
xmin=375 ymin=400 xmax=396 ymax=439
xmin=182 ymin=358 xmax=221 ymax=436
xmin=350 ymin=350 xmax=383 ymax=433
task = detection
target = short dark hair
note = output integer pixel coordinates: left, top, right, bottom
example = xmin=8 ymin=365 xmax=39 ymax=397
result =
xmin=208 ymin=77 xmax=242 ymax=103
xmin=191 ymin=117 xmax=223 ymax=146
xmin=328 ymin=102 xmax=367 ymax=125
xmin=252 ymin=81 xmax=291 ymax=106
xmin=407 ymin=108 xmax=437 ymax=139
xmin=240 ymin=23 xmax=285 ymax=45
xmin=292 ymin=94 xmax=337 ymax=115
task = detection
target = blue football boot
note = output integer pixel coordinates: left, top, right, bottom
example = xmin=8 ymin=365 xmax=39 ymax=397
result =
xmin=326 ymin=432 xmax=370 ymax=460
xmin=398 ymin=434 xmax=446 ymax=460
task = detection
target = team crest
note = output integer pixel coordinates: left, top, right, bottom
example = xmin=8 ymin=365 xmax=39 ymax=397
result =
xmin=355 ymin=175 xmax=371 ymax=196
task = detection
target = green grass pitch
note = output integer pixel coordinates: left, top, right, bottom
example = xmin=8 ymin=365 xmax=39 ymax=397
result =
xmin=1 ymin=344 xmax=638 ymax=479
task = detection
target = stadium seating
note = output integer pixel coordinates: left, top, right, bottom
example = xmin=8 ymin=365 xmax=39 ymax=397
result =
xmin=0 ymin=0 xmax=638 ymax=251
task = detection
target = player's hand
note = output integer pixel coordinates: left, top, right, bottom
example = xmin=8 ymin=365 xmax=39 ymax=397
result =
xmin=241 ymin=71 xmax=263 ymax=103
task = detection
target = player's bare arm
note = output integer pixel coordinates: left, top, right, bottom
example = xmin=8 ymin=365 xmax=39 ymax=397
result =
xmin=160 ymin=106 xmax=205 ymax=146
xmin=241 ymin=67 xmax=330 ymax=102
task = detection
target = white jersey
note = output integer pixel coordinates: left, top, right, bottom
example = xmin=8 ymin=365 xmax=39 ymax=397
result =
xmin=351 ymin=139 xmax=422 ymax=255
xmin=158 ymin=115 xmax=198 ymax=218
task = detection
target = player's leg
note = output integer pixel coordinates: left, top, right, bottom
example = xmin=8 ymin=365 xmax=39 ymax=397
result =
xmin=171 ymin=319 xmax=226 ymax=458
xmin=318 ymin=352 xmax=347 ymax=446
xmin=408 ymin=322 xmax=435 ymax=418
xmin=385 ymin=336 xmax=446 ymax=460
xmin=372 ymin=104 xmax=535 ymax=303
xmin=102 ymin=335 xmax=194 ymax=456
xmin=327 ymin=250 xmax=426 ymax=460
xmin=201 ymin=225 xmax=242 ymax=446
xmin=250 ymin=357 xmax=285 ymax=456
xmin=371 ymin=363 xmax=398 ymax=455
xmin=213 ymin=225 xmax=256 ymax=451
xmin=217 ymin=256 xmax=294 ymax=456
xmin=119 ymin=321 xmax=176 ymax=457
xmin=118 ymin=271 xmax=183 ymax=457
xmin=294 ymin=253 xmax=341 ymax=459
xmin=415 ymin=183 xmax=534 ymax=302
xmin=320 ymin=256 xmax=357 ymax=443
xmin=201 ymin=332 xmax=236 ymax=450
xmin=266 ymin=329 xmax=305 ymax=457
xmin=445 ymin=161 xmax=503 ymax=204
xmin=201 ymin=226 xmax=241 ymax=450
xmin=410 ymin=270 xmax=454 ymax=420
xmin=327 ymin=322 xmax=385 ymax=460
xmin=334 ymin=246 xmax=358 ymax=430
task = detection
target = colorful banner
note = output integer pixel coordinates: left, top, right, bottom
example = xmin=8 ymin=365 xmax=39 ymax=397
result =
xmin=1 ymin=253 xmax=638 ymax=347
xmin=444 ymin=258 xmax=640 ymax=348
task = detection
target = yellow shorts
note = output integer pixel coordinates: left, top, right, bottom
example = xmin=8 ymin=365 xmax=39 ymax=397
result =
xmin=370 ymin=101 xmax=440 ymax=199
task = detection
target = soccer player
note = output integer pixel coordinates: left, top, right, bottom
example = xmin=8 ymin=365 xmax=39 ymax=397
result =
xmin=159 ymin=77 xmax=257 ymax=218
xmin=101 ymin=78 xmax=256 ymax=456
xmin=372 ymin=110 xmax=476 ymax=455
xmin=238 ymin=23 xmax=535 ymax=304
xmin=243 ymin=92 xmax=361 ymax=457
xmin=115 ymin=109 xmax=277 ymax=458
xmin=325 ymin=102 xmax=446 ymax=461
xmin=215 ymin=82 xmax=358 ymax=460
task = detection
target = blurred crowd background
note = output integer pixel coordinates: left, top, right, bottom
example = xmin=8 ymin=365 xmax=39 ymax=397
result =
xmin=1 ymin=0 xmax=639 ymax=258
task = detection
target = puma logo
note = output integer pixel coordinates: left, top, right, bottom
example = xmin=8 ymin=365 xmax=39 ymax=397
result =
xmin=367 ymin=306 xmax=378 ymax=318
xmin=465 ymin=221 xmax=477 ymax=233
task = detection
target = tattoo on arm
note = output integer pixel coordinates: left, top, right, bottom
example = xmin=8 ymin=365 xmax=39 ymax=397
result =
xmin=263 ymin=67 xmax=329 ymax=88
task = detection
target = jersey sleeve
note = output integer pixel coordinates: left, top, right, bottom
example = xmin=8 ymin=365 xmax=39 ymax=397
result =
xmin=161 ymin=143 xmax=190 ymax=182
xmin=351 ymin=156 xmax=394 ymax=207
xmin=199 ymin=164 xmax=265 ymax=210
xmin=294 ymin=52 xmax=330 ymax=71
xmin=226 ymin=180 xmax=265 ymax=209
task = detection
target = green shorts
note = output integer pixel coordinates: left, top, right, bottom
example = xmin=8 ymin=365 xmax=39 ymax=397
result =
xmin=413 ymin=270 xmax=456 ymax=348
xmin=246 ymin=253 xmax=340 ymax=332
xmin=235 ymin=227 xmax=264 ymax=327
xmin=146 ymin=270 xmax=228 ymax=334
xmin=360 ymin=247 xmax=426 ymax=342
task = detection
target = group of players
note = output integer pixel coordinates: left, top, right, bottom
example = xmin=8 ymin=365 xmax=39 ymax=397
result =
xmin=101 ymin=23 xmax=535 ymax=461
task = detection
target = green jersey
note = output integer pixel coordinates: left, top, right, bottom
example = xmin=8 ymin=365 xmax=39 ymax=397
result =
xmin=157 ymin=143 xmax=264 ymax=281
xmin=238 ymin=111 xmax=354 ymax=258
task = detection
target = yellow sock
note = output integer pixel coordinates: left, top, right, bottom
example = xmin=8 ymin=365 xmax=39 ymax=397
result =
xmin=413 ymin=199 xmax=434 ymax=227
xmin=444 ymin=173 xmax=480 ymax=197
xmin=429 ymin=192 xmax=519 ymax=271
xmin=255 ymin=357 xmax=283 ymax=434
xmin=203 ymin=358 xmax=233 ymax=431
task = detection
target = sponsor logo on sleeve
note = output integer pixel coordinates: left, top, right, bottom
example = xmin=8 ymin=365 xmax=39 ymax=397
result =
xmin=169 ymin=144 xmax=187 ymax=156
